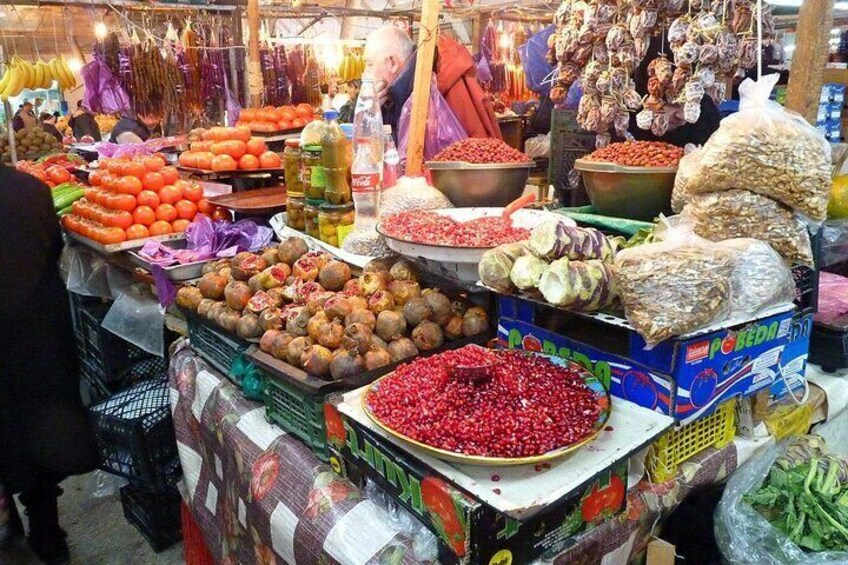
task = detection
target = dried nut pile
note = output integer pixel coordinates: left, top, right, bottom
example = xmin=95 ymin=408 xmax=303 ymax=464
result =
xmin=615 ymin=248 xmax=734 ymax=346
xmin=432 ymin=138 xmax=531 ymax=164
xmin=682 ymin=189 xmax=814 ymax=266
xmin=381 ymin=211 xmax=530 ymax=247
xmin=585 ymin=141 xmax=683 ymax=167
xmin=366 ymin=346 xmax=601 ymax=458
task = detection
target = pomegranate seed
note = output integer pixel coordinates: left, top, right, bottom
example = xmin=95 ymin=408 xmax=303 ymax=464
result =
xmin=491 ymin=474 xmax=501 ymax=482
xmin=605 ymin=426 xmax=614 ymax=432
xmin=493 ymin=488 xmax=501 ymax=495
xmin=380 ymin=211 xmax=530 ymax=248
xmin=366 ymin=346 xmax=601 ymax=458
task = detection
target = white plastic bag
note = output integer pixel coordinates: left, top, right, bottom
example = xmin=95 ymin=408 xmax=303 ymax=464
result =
xmin=686 ymin=74 xmax=832 ymax=219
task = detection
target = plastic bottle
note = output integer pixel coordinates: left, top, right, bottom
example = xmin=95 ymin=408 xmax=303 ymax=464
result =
xmin=322 ymin=110 xmax=352 ymax=204
xmin=382 ymin=124 xmax=399 ymax=190
xmin=351 ymin=80 xmax=384 ymax=230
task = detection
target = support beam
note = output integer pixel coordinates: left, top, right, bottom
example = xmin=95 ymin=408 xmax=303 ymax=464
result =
xmin=786 ymin=0 xmax=834 ymax=124
xmin=404 ymin=0 xmax=440 ymax=176
xmin=470 ymin=14 xmax=483 ymax=55
xmin=246 ymin=0 xmax=263 ymax=107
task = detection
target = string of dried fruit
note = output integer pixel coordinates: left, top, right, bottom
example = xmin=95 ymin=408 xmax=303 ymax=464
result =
xmin=303 ymin=48 xmax=323 ymax=109
xmin=103 ymin=32 xmax=122 ymax=76
xmin=260 ymin=46 xmax=276 ymax=106
xmin=178 ymin=23 xmax=203 ymax=119
xmin=287 ymin=47 xmax=307 ymax=105
xmin=273 ymin=46 xmax=291 ymax=107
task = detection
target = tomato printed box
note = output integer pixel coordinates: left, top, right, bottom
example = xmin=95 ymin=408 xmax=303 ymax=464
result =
xmin=497 ymin=296 xmax=799 ymax=424
xmin=325 ymin=386 xmax=672 ymax=565
xmin=770 ymin=313 xmax=813 ymax=403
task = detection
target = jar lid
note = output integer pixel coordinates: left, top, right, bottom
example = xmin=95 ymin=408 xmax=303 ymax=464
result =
xmin=285 ymin=139 xmax=300 ymax=148
xmin=302 ymin=145 xmax=322 ymax=153
xmin=305 ymin=198 xmax=326 ymax=206
xmin=319 ymin=201 xmax=354 ymax=212
xmin=287 ymin=191 xmax=305 ymax=198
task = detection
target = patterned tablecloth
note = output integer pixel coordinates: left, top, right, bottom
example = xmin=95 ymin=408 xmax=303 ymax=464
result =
xmin=170 ymin=345 xmax=740 ymax=565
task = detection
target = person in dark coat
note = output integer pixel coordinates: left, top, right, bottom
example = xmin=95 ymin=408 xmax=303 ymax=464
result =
xmin=338 ymin=79 xmax=361 ymax=124
xmin=0 ymin=164 xmax=98 ymax=564
xmin=67 ymin=101 xmax=101 ymax=142
xmin=109 ymin=109 xmax=162 ymax=144
xmin=39 ymin=113 xmax=63 ymax=143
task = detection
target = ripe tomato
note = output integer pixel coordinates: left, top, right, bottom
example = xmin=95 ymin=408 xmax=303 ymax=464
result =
xmin=101 ymin=173 xmax=117 ymax=191
xmin=291 ymin=118 xmax=305 ymax=128
xmin=277 ymin=120 xmax=292 ymax=131
xmin=101 ymin=227 xmax=128 ymax=245
xmin=159 ymin=185 xmax=182 ymax=205
xmin=238 ymin=154 xmax=260 ymax=170
xmin=94 ymin=190 xmax=112 ymax=207
xmin=108 ymin=160 xmax=125 ymax=176
xmin=171 ymin=219 xmax=192 ymax=232
xmin=125 ymin=224 xmax=151 ymax=240
xmin=221 ymin=140 xmax=247 ymax=160
xmin=174 ymin=199 xmax=198 ymax=220
xmin=246 ymin=138 xmax=267 ymax=157
xmin=279 ymin=106 xmax=296 ymax=122
xmin=137 ymin=190 xmax=161 ymax=209
xmin=212 ymin=208 xmax=232 ymax=222
xmin=133 ymin=206 xmax=156 ymax=227
xmin=180 ymin=182 xmax=203 ymax=202
xmin=84 ymin=188 xmax=98 ymax=202
xmin=111 ymin=193 xmax=137 ymax=212
xmin=89 ymin=170 xmax=105 ymax=187
xmin=210 ymin=142 xmax=225 ymax=156
xmin=160 ymin=166 xmax=179 ymax=185
xmin=124 ymin=161 xmax=147 ymax=180
xmin=117 ymin=176 xmax=143 ymax=196
xmin=240 ymin=108 xmax=257 ymax=122
xmin=143 ymin=156 xmax=166 ymax=172
xmin=194 ymin=152 xmax=213 ymax=171
xmin=258 ymin=151 xmax=281 ymax=169
xmin=105 ymin=210 xmax=134 ymax=230
xmin=211 ymin=154 xmax=237 ymax=172
xmin=142 ymin=172 xmax=164 ymax=192
xmin=232 ymin=126 xmax=252 ymax=143
xmin=197 ymin=199 xmax=215 ymax=215
xmin=149 ymin=220 xmax=173 ymax=236
xmin=155 ymin=203 xmax=178 ymax=222
xmin=178 ymin=152 xmax=197 ymax=168
xmin=296 ymin=103 xmax=314 ymax=118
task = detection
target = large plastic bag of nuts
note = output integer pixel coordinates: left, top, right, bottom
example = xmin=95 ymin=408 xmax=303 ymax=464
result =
xmin=670 ymin=147 xmax=702 ymax=213
xmin=685 ymin=74 xmax=832 ymax=220
xmin=681 ymin=189 xmax=814 ymax=266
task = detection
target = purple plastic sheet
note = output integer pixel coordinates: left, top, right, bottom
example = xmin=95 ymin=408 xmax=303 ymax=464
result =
xmin=518 ymin=25 xmax=556 ymax=95
xmin=398 ymin=77 xmax=467 ymax=164
xmin=816 ymin=272 xmax=848 ymax=327
xmin=81 ymin=56 xmax=131 ymax=115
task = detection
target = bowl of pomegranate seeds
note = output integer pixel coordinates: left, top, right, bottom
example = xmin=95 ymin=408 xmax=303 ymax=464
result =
xmin=426 ymin=139 xmax=534 ymax=208
xmin=377 ymin=208 xmax=575 ymax=285
xmin=362 ymin=345 xmax=611 ymax=465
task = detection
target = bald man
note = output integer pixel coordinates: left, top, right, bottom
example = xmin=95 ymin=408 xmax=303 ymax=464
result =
xmin=363 ymin=25 xmax=415 ymax=140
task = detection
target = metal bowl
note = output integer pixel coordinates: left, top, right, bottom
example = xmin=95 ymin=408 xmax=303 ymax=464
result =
xmin=574 ymin=159 xmax=677 ymax=221
xmin=425 ymin=161 xmax=534 ymax=208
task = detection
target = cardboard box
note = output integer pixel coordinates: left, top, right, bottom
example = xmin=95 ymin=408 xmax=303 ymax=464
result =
xmin=497 ymin=296 xmax=797 ymax=424
xmin=327 ymin=386 xmax=672 ymax=564
xmin=770 ymin=313 xmax=813 ymax=403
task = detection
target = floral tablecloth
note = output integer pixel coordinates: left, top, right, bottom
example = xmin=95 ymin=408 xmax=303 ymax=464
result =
xmin=170 ymin=346 xmax=740 ymax=565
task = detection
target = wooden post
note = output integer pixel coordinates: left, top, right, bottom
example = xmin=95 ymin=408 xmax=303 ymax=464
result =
xmin=786 ymin=0 xmax=834 ymax=124
xmin=404 ymin=0 xmax=441 ymax=176
xmin=246 ymin=0 xmax=263 ymax=107
xmin=470 ymin=14 xmax=483 ymax=56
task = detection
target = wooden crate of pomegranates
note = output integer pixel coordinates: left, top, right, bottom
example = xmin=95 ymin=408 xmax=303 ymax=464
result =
xmin=174 ymin=236 xmax=493 ymax=457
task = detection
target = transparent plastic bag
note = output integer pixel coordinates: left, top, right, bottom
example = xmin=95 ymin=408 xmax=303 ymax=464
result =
xmin=379 ymin=175 xmax=453 ymax=216
xmin=723 ymin=238 xmax=796 ymax=318
xmin=682 ymin=189 xmax=814 ymax=266
xmin=671 ymin=147 xmax=702 ymax=213
xmin=686 ymin=74 xmax=832 ymax=219
xmin=715 ymin=435 xmax=848 ymax=564
xmin=615 ymin=226 xmax=734 ymax=347
xmin=341 ymin=228 xmax=394 ymax=258
xmin=821 ymin=220 xmax=848 ymax=269
xmin=398 ymin=76 xmax=468 ymax=163
xmin=525 ymin=133 xmax=551 ymax=159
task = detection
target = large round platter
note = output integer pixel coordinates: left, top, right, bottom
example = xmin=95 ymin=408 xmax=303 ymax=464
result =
xmin=361 ymin=352 xmax=611 ymax=466
xmin=376 ymin=208 xmax=576 ymax=284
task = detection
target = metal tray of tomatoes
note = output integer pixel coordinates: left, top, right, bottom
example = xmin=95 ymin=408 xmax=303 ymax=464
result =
xmin=64 ymin=227 xmax=185 ymax=255
xmin=176 ymin=166 xmax=285 ymax=179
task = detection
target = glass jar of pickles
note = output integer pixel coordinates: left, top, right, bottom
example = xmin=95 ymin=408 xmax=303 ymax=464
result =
xmin=304 ymin=198 xmax=323 ymax=239
xmin=287 ymin=193 xmax=306 ymax=231
xmin=318 ymin=202 xmax=355 ymax=248
xmin=283 ymin=139 xmax=302 ymax=194
xmin=300 ymin=146 xmax=325 ymax=200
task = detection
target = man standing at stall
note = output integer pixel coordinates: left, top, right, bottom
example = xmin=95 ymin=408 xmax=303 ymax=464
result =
xmin=363 ymin=24 xmax=501 ymax=142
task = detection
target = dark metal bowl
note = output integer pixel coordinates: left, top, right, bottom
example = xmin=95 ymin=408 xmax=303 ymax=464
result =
xmin=574 ymin=159 xmax=677 ymax=221
xmin=425 ymin=161 xmax=534 ymax=208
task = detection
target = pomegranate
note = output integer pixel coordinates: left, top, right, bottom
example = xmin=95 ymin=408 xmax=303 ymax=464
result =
xmin=306 ymin=291 xmax=335 ymax=316
xmin=231 ymin=252 xmax=268 ymax=281
xmin=315 ymin=318 xmax=344 ymax=349
xmin=269 ymin=331 xmax=296 ymax=360
xmin=462 ymin=307 xmax=490 ymax=337
xmin=318 ymin=260 xmax=352 ymax=291
xmin=237 ymin=313 xmax=263 ymax=340
xmin=363 ymin=257 xmax=394 ymax=275
xmin=364 ymin=346 xmax=392 ymax=371
xmin=293 ymin=257 xmax=319 ymax=281
xmin=387 ymin=338 xmax=418 ymax=362
xmin=368 ymin=290 xmax=395 ymax=315
xmin=375 ymin=310 xmax=407 ymax=342
xmin=343 ymin=323 xmax=373 ymax=355
xmin=451 ymin=299 xmax=469 ymax=317
xmin=389 ymin=259 xmax=420 ymax=282
xmin=206 ymin=301 xmax=227 ymax=323
xmin=217 ymin=308 xmax=242 ymax=333
xmin=260 ymin=330 xmax=280 ymax=353
xmin=423 ymin=290 xmax=452 ymax=325
xmin=224 ymin=280 xmax=253 ymax=311
xmin=266 ymin=287 xmax=286 ymax=308
xmin=323 ymin=296 xmax=352 ymax=321
xmin=285 ymin=306 xmax=311 ymax=336
xmin=247 ymin=291 xmax=274 ymax=314
xmin=198 ymin=272 xmax=228 ymax=300
xmin=197 ymin=298 xmax=215 ymax=318
xmin=202 ymin=259 xmax=229 ymax=275
xmin=307 ymin=312 xmax=328 ymax=342
xmin=176 ymin=286 xmax=204 ymax=311
xmin=260 ymin=247 xmax=280 ymax=266
xmin=403 ymin=297 xmax=432 ymax=327
xmin=388 ymin=280 xmax=421 ymax=306
xmin=444 ymin=316 xmax=464 ymax=341
xmin=370 ymin=334 xmax=389 ymax=350
xmin=277 ymin=237 xmax=309 ymax=266
xmin=346 ymin=296 xmax=369 ymax=311
xmin=259 ymin=307 xmax=283 ymax=331
xmin=412 ymin=321 xmax=444 ymax=351
xmin=285 ymin=336 xmax=313 ymax=367
xmin=330 ymin=349 xmax=365 ymax=380
xmin=359 ymin=271 xmax=388 ymax=297
xmin=301 ymin=251 xmax=331 ymax=270
xmin=345 ymin=309 xmax=376 ymax=331
xmin=343 ymin=279 xmax=363 ymax=297
xmin=301 ymin=345 xmax=333 ymax=378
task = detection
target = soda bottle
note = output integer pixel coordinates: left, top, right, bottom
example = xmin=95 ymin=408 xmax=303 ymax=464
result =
xmin=351 ymin=80 xmax=384 ymax=230
xmin=382 ymin=125 xmax=399 ymax=190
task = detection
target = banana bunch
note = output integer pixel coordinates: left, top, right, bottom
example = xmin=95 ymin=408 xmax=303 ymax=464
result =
xmin=338 ymin=50 xmax=365 ymax=82
xmin=0 ymin=56 xmax=78 ymax=101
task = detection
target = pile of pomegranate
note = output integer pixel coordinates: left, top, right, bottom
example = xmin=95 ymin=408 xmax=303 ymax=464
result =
xmin=176 ymin=240 xmax=490 ymax=381
xmin=366 ymin=346 xmax=602 ymax=458
xmin=380 ymin=211 xmax=530 ymax=248
xmin=432 ymin=138 xmax=531 ymax=164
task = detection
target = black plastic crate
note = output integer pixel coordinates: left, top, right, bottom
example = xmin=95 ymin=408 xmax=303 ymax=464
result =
xmin=120 ymin=482 xmax=182 ymax=552
xmin=80 ymin=356 xmax=168 ymax=407
xmin=548 ymin=108 xmax=595 ymax=206
xmin=792 ymin=228 xmax=822 ymax=314
xmin=89 ymin=377 xmax=177 ymax=488
xmin=185 ymin=312 xmax=250 ymax=376
xmin=70 ymin=293 xmax=151 ymax=383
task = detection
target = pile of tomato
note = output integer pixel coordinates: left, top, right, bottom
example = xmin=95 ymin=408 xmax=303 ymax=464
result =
xmin=15 ymin=160 xmax=74 ymax=188
xmin=178 ymin=127 xmax=283 ymax=172
xmin=236 ymin=103 xmax=315 ymax=133
xmin=60 ymin=154 xmax=227 ymax=245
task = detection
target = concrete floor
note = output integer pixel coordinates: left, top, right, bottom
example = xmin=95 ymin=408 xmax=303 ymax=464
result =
xmin=1 ymin=473 xmax=184 ymax=565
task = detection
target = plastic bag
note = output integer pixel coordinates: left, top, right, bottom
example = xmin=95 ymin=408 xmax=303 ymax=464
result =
xmin=518 ymin=25 xmax=556 ymax=94
xmin=715 ymin=435 xmax=848 ymax=564
xmin=821 ymin=220 xmax=848 ymax=269
xmin=685 ymin=74 xmax=832 ymax=219
xmin=816 ymin=272 xmax=848 ymax=327
xmin=524 ymin=133 xmax=551 ymax=159
xmin=671 ymin=147 xmax=702 ymax=213
xmin=398 ymin=76 xmax=467 ymax=164
xmin=723 ymin=239 xmax=796 ymax=318
xmin=81 ymin=56 xmax=130 ymax=115
xmin=102 ymin=277 xmax=166 ymax=357
xmin=681 ymin=189 xmax=814 ymax=266
xmin=380 ymin=175 xmax=453 ymax=216
xmin=341 ymin=228 xmax=394 ymax=258
xmin=615 ymin=226 xmax=735 ymax=347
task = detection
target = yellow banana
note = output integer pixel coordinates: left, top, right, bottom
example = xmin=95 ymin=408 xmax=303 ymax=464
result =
xmin=59 ymin=56 xmax=76 ymax=89
xmin=0 ymin=68 xmax=11 ymax=95
xmin=1 ymin=61 xmax=24 ymax=100
xmin=34 ymin=60 xmax=45 ymax=89
xmin=20 ymin=58 xmax=35 ymax=89
xmin=49 ymin=58 xmax=64 ymax=89
xmin=39 ymin=61 xmax=52 ymax=88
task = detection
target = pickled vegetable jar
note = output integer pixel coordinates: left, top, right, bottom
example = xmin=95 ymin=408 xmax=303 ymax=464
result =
xmin=300 ymin=146 xmax=326 ymax=200
xmin=283 ymin=139 xmax=302 ymax=194
xmin=318 ymin=202 xmax=355 ymax=247
xmin=286 ymin=193 xmax=306 ymax=231
xmin=324 ymin=166 xmax=351 ymax=204
xmin=305 ymin=198 xmax=324 ymax=239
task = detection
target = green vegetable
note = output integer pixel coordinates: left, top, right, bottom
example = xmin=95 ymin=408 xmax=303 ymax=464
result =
xmin=744 ymin=435 xmax=848 ymax=552
xmin=53 ymin=188 xmax=85 ymax=211
xmin=57 ymin=205 xmax=73 ymax=216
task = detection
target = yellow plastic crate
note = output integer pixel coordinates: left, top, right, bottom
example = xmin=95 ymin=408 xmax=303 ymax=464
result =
xmin=646 ymin=398 xmax=736 ymax=483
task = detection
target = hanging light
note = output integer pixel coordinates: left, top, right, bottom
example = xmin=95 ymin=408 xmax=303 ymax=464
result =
xmin=499 ymin=30 xmax=512 ymax=50
xmin=67 ymin=57 xmax=83 ymax=73
xmin=94 ymin=21 xmax=108 ymax=41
